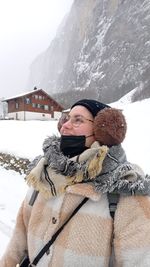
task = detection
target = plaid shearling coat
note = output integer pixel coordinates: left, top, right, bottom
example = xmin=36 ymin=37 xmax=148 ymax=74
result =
xmin=1 ymin=184 xmax=150 ymax=267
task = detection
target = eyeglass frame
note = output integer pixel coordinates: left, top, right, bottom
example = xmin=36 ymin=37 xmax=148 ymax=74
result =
xmin=59 ymin=114 xmax=94 ymax=127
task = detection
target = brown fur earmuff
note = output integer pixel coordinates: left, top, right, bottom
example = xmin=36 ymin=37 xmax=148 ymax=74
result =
xmin=94 ymin=108 xmax=127 ymax=146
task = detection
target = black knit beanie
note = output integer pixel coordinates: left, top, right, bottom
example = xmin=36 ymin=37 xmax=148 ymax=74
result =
xmin=71 ymin=99 xmax=110 ymax=117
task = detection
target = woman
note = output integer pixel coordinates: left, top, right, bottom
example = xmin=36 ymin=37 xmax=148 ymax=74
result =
xmin=1 ymin=99 xmax=150 ymax=267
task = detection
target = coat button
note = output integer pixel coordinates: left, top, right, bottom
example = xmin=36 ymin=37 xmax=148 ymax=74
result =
xmin=52 ymin=217 xmax=57 ymax=224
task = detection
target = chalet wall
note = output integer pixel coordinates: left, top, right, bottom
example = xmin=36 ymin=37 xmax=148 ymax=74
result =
xmin=8 ymin=111 xmax=51 ymax=121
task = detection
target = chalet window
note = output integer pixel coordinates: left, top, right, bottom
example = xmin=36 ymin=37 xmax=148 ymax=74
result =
xmin=33 ymin=94 xmax=45 ymax=100
xmin=37 ymin=104 xmax=41 ymax=108
xmin=32 ymin=103 xmax=36 ymax=108
xmin=44 ymin=105 xmax=49 ymax=110
xmin=25 ymin=98 xmax=31 ymax=104
xmin=15 ymin=102 xmax=19 ymax=109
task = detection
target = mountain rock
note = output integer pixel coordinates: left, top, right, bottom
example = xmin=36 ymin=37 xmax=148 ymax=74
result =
xmin=28 ymin=0 xmax=150 ymax=108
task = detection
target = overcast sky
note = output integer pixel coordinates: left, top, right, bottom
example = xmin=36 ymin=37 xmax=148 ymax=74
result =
xmin=0 ymin=0 xmax=73 ymax=99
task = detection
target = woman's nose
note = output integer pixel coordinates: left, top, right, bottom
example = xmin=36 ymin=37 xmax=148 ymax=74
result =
xmin=60 ymin=119 xmax=72 ymax=133
xmin=63 ymin=119 xmax=72 ymax=128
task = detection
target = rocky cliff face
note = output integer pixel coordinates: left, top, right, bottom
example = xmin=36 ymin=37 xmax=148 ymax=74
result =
xmin=28 ymin=0 xmax=150 ymax=107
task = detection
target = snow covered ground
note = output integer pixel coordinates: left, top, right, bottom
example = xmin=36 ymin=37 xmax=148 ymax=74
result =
xmin=0 ymin=168 xmax=28 ymax=254
xmin=0 ymin=98 xmax=150 ymax=257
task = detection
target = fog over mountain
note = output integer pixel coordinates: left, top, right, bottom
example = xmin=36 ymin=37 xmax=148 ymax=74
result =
xmin=28 ymin=0 xmax=150 ymax=108
xmin=0 ymin=0 xmax=73 ymax=99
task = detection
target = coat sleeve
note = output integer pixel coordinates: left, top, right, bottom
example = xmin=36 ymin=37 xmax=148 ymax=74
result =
xmin=0 ymin=196 xmax=31 ymax=267
xmin=114 ymin=195 xmax=150 ymax=267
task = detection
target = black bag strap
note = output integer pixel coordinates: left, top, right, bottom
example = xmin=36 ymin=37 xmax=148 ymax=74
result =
xmin=29 ymin=190 xmax=39 ymax=206
xmin=29 ymin=197 xmax=88 ymax=266
xmin=107 ymin=192 xmax=120 ymax=219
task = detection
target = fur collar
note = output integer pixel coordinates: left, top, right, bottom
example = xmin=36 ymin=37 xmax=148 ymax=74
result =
xmin=26 ymin=136 xmax=150 ymax=198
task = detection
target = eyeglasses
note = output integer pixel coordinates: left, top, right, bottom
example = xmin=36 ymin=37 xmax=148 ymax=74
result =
xmin=59 ymin=114 xmax=94 ymax=128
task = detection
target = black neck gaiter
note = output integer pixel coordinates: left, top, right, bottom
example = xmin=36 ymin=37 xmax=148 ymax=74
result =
xmin=60 ymin=135 xmax=88 ymax=157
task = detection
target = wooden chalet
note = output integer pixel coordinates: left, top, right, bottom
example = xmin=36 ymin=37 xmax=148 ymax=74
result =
xmin=3 ymin=88 xmax=63 ymax=121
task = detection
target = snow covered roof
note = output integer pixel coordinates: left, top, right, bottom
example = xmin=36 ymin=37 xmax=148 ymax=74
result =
xmin=3 ymin=89 xmax=44 ymax=101
xmin=62 ymin=108 xmax=70 ymax=113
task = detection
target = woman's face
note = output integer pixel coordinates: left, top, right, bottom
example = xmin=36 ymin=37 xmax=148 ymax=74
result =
xmin=60 ymin=105 xmax=95 ymax=147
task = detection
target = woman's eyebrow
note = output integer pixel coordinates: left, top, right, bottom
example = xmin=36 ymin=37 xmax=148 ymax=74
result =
xmin=69 ymin=114 xmax=81 ymax=117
